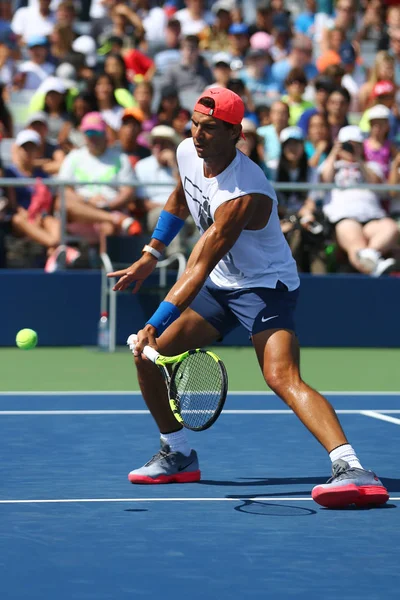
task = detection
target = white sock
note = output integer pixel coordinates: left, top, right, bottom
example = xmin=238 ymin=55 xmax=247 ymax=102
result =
xmin=161 ymin=429 xmax=191 ymax=457
xmin=329 ymin=444 xmax=363 ymax=469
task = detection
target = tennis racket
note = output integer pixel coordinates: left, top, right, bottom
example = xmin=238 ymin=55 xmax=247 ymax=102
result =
xmin=127 ymin=334 xmax=228 ymax=431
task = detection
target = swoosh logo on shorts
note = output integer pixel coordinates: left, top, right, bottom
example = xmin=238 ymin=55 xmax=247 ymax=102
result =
xmin=261 ymin=315 xmax=279 ymax=323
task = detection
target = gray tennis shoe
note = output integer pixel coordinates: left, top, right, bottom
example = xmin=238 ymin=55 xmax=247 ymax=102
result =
xmin=128 ymin=440 xmax=201 ymax=484
xmin=312 ymin=459 xmax=389 ymax=508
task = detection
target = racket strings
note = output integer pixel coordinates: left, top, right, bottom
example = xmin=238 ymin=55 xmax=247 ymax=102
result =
xmin=170 ymin=352 xmax=224 ymax=429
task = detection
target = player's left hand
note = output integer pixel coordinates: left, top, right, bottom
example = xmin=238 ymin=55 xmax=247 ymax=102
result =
xmin=133 ymin=325 xmax=158 ymax=357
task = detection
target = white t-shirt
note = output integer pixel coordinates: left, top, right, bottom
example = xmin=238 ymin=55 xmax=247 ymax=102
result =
xmin=320 ymin=159 xmax=386 ymax=223
xmin=58 ymin=146 xmax=135 ymax=203
xmin=174 ymin=8 xmax=213 ymax=36
xmin=100 ymin=106 xmax=124 ymax=132
xmin=11 ymin=7 xmax=56 ymax=41
xmin=18 ymin=61 xmax=55 ymax=90
xmin=135 ymin=155 xmax=176 ymax=206
xmin=142 ymin=7 xmax=168 ymax=44
xmin=176 ymin=138 xmax=299 ymax=291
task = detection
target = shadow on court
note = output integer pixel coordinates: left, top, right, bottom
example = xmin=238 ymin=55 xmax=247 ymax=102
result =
xmin=199 ymin=476 xmax=400 ymax=492
xmin=233 ymin=499 xmax=317 ymax=517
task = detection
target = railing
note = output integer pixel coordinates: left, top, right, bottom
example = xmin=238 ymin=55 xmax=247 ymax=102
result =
xmin=2 ymin=178 xmax=399 ymax=266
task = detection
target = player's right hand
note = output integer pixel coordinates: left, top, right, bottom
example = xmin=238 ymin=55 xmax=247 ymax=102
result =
xmin=108 ymin=255 xmax=157 ymax=293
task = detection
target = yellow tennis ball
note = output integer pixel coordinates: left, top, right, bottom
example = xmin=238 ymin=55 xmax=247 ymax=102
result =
xmin=16 ymin=328 xmax=38 ymax=350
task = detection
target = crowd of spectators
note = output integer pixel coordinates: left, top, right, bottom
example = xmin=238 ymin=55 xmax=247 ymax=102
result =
xmin=0 ymin=0 xmax=399 ymax=277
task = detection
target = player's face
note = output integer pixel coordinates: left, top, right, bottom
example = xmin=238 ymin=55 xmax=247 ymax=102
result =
xmin=191 ymin=111 xmax=238 ymax=158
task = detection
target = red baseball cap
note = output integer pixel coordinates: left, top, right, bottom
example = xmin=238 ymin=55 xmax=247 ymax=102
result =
xmin=372 ymin=80 xmax=395 ymax=97
xmin=194 ymin=86 xmax=245 ymax=137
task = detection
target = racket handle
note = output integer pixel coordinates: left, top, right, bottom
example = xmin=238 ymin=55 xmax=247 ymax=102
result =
xmin=142 ymin=345 xmax=160 ymax=363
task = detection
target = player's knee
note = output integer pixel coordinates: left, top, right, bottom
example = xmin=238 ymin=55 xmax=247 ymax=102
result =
xmin=264 ymin=365 xmax=300 ymax=397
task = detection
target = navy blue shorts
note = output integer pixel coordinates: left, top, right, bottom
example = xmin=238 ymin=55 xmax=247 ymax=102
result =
xmin=190 ymin=279 xmax=300 ymax=338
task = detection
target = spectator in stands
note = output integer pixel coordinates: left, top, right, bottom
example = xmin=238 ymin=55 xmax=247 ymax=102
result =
xmin=133 ymin=81 xmax=159 ymax=148
xmin=123 ymin=41 xmax=156 ymax=84
xmin=0 ymin=28 xmax=18 ymax=91
xmin=316 ymin=27 xmax=345 ymax=73
xmin=132 ymin=0 xmax=168 ymax=51
xmin=305 ymin=112 xmax=332 ymax=169
xmin=325 ymin=86 xmax=350 ymax=141
xmin=200 ymin=1 xmax=232 ymax=52
xmin=363 ymin=104 xmax=397 ymax=179
xmin=134 ymin=124 xmax=192 ymax=256
xmin=3 ymin=129 xmax=71 ymax=272
xmin=104 ymin=53 xmax=134 ymax=104
xmin=48 ymin=23 xmax=79 ymax=68
xmin=273 ymin=126 xmax=326 ymax=273
xmin=25 ymin=111 xmax=63 ymax=175
xmin=236 ymin=118 xmax=266 ymax=172
xmin=0 ymin=83 xmax=13 ymax=138
xmin=255 ymin=103 xmax=270 ymax=127
xmin=58 ymin=92 xmax=98 ymax=153
xmin=359 ymin=51 xmax=395 ymax=112
xmin=297 ymin=75 xmax=334 ymax=136
xmin=208 ymin=52 xmax=232 ymax=89
xmin=319 ymin=0 xmax=359 ymax=54
xmin=38 ymin=77 xmax=70 ymax=146
xmin=387 ymin=27 xmax=400 ymax=88
xmin=98 ymin=3 xmax=145 ymax=53
xmin=153 ymin=19 xmax=181 ymax=73
xmin=270 ymin=35 xmax=318 ymax=94
xmin=322 ymin=63 xmax=345 ymax=89
xmin=91 ymin=73 xmax=128 ymax=138
xmin=282 ymin=68 xmax=314 ymax=126
xmin=359 ymin=80 xmax=400 ymax=144
xmin=57 ymin=112 xmax=141 ymax=253
xmin=356 ymin=0 xmax=385 ymax=46
xmin=55 ymin=1 xmax=77 ymax=30
xmin=248 ymin=1 xmax=273 ymax=37
xmin=377 ymin=4 xmax=400 ymax=52
xmin=157 ymin=86 xmax=181 ymax=126
xmin=269 ymin=19 xmax=291 ymax=63
xmin=226 ymin=78 xmax=257 ymax=123
xmin=13 ymin=36 xmax=55 ymax=91
xmin=339 ymin=41 xmax=366 ymax=112
xmin=160 ymin=34 xmax=213 ymax=102
xmin=119 ymin=107 xmax=150 ymax=169
xmin=319 ymin=125 xmax=398 ymax=276
xmin=228 ymin=22 xmax=251 ymax=65
xmin=238 ymin=48 xmax=278 ymax=106
xmin=174 ymin=0 xmax=213 ymax=37
xmin=295 ymin=0 xmax=317 ymax=39
xmin=388 ymin=149 xmax=400 ymax=224
xmin=171 ymin=107 xmax=191 ymax=138
xmin=11 ymin=0 xmax=55 ymax=45
xmin=257 ymin=100 xmax=290 ymax=176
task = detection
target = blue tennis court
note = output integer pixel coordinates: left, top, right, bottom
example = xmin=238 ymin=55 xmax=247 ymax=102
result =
xmin=1 ymin=392 xmax=399 ymax=600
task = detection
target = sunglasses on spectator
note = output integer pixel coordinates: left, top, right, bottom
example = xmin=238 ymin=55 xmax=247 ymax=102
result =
xmin=84 ymin=130 xmax=105 ymax=137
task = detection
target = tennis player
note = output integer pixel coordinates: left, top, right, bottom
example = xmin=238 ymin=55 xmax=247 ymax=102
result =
xmin=109 ymin=87 xmax=388 ymax=508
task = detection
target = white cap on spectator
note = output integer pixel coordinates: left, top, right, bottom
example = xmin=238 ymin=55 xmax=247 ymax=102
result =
xmin=15 ymin=130 xmax=42 ymax=147
xmin=211 ymin=0 xmax=236 ymax=14
xmin=338 ymin=125 xmax=364 ymax=143
xmin=26 ymin=111 xmax=48 ymax=126
xmin=55 ymin=63 xmax=77 ymax=89
xmin=280 ymin=126 xmax=304 ymax=144
xmin=72 ymin=35 xmax=97 ymax=67
xmin=150 ymin=125 xmax=182 ymax=147
xmin=241 ymin=118 xmax=257 ymax=134
xmin=212 ymin=52 xmax=232 ymax=66
xmin=37 ymin=76 xmax=66 ymax=96
xmin=367 ymin=104 xmax=391 ymax=122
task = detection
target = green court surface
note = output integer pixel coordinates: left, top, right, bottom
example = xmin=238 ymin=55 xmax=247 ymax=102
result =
xmin=1 ymin=346 xmax=399 ymax=391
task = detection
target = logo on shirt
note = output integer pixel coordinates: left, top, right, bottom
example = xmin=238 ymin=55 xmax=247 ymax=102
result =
xmin=183 ymin=176 xmax=213 ymax=232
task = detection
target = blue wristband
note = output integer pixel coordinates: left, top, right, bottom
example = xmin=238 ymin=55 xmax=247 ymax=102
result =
xmin=145 ymin=301 xmax=181 ymax=336
xmin=152 ymin=210 xmax=185 ymax=246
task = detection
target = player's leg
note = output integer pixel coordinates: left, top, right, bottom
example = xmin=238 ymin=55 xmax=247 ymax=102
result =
xmin=128 ymin=280 xmax=236 ymax=484
xmin=252 ymin=327 xmax=389 ymax=508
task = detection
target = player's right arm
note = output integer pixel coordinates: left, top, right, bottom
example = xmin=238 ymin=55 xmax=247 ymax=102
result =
xmin=108 ymin=178 xmax=189 ymax=293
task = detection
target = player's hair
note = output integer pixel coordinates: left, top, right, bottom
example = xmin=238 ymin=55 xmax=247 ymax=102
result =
xmin=197 ymin=96 xmax=242 ymax=145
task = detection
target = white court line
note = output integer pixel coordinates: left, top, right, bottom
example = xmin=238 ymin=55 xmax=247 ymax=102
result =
xmin=361 ymin=411 xmax=400 ymax=426
xmin=1 ymin=409 xmax=400 ymax=416
xmin=0 ymin=497 xmax=399 ymax=505
xmin=0 ymin=391 xmax=399 ymax=397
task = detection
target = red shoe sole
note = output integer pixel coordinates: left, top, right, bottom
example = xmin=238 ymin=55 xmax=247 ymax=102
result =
xmin=312 ymin=484 xmax=389 ymax=508
xmin=128 ymin=470 xmax=201 ymax=484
